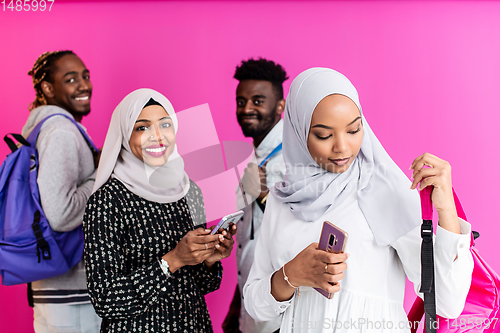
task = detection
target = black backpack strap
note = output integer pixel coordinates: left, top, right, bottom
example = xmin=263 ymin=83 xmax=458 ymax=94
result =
xmin=420 ymin=219 xmax=437 ymax=333
xmin=32 ymin=210 xmax=51 ymax=262
xmin=4 ymin=133 xmax=30 ymax=153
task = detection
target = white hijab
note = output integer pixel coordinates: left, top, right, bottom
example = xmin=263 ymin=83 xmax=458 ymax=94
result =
xmin=92 ymin=88 xmax=190 ymax=203
xmin=272 ymin=68 xmax=420 ymax=245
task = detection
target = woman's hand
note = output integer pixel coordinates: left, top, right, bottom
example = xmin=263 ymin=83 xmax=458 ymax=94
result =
xmin=271 ymin=243 xmax=348 ymax=301
xmin=410 ymin=152 xmax=460 ymax=234
xmin=162 ymin=228 xmax=221 ymax=273
xmin=205 ymin=224 xmax=237 ymax=267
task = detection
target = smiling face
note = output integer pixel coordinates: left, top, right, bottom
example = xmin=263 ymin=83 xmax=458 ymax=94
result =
xmin=42 ymin=54 xmax=92 ymax=122
xmin=307 ymin=94 xmax=363 ymax=173
xmin=236 ymin=79 xmax=285 ymax=147
xmin=129 ymin=105 xmax=176 ymax=167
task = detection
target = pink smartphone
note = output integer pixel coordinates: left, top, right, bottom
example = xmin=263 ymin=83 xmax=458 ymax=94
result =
xmin=314 ymin=221 xmax=348 ymax=299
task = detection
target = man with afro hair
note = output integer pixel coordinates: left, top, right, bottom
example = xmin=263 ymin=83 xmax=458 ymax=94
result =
xmin=223 ymin=58 xmax=288 ymax=333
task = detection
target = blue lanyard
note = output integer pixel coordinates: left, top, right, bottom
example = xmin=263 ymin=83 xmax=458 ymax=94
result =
xmin=258 ymin=143 xmax=282 ymax=167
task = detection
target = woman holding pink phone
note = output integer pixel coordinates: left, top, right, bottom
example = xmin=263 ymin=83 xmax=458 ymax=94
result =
xmin=243 ymin=68 xmax=473 ymax=332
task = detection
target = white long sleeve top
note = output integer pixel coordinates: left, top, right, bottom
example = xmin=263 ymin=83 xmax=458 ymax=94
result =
xmin=243 ymin=186 xmax=473 ymax=333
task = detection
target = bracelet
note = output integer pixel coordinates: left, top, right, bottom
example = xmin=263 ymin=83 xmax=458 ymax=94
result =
xmin=260 ymin=192 xmax=269 ymax=204
xmin=159 ymin=259 xmax=172 ymax=278
xmin=282 ymin=263 xmax=299 ymax=296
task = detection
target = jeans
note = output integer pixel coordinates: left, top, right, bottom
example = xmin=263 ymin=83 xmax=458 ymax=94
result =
xmin=33 ymin=303 xmax=101 ymax=333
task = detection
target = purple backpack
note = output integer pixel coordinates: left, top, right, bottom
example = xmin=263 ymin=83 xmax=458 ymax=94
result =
xmin=0 ymin=114 xmax=98 ymax=286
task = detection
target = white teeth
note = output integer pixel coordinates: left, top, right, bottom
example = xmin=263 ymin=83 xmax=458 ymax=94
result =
xmin=145 ymin=147 xmax=166 ymax=153
xmin=75 ymin=96 xmax=89 ymax=101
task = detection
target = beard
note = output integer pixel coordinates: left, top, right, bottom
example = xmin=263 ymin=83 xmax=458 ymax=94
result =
xmin=238 ymin=105 xmax=278 ymax=138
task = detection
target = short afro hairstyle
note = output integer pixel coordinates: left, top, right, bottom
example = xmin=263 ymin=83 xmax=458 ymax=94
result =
xmin=234 ymin=58 xmax=288 ymax=100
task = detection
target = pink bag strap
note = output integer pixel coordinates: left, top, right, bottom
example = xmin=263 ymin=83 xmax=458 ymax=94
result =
xmin=452 ymin=189 xmax=467 ymax=221
xmin=421 ymin=187 xmax=473 ymax=247
xmin=412 ymin=187 xmax=472 ymax=333
xmin=420 ymin=187 xmax=467 ymax=221
xmin=420 ymin=186 xmax=434 ymax=220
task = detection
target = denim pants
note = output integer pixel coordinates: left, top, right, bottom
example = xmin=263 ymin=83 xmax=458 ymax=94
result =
xmin=33 ymin=303 xmax=101 ymax=333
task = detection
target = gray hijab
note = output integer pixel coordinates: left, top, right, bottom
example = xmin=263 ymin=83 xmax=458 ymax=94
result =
xmin=272 ymin=68 xmax=420 ymax=245
xmin=93 ymin=88 xmax=190 ymax=203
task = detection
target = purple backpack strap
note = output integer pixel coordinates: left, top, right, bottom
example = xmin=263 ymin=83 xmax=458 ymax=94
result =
xmin=26 ymin=113 xmax=98 ymax=153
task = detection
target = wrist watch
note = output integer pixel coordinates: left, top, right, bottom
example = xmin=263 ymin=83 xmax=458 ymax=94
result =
xmin=159 ymin=258 xmax=172 ymax=278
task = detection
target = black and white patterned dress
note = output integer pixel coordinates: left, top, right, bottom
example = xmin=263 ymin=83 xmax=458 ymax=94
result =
xmin=83 ymin=178 xmax=222 ymax=333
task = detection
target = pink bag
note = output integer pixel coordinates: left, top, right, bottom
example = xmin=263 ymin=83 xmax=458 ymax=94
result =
xmin=408 ymin=189 xmax=500 ymax=333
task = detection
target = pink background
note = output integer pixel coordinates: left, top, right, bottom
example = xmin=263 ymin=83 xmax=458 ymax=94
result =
xmin=2 ymin=0 xmax=500 ymax=332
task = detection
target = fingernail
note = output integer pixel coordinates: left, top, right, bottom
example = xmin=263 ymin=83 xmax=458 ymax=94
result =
xmin=215 ymin=244 xmax=220 ymax=249
xmin=205 ymin=229 xmax=211 ymax=232
xmin=346 ymin=253 xmax=350 ymax=258
xmin=219 ymin=235 xmax=224 ymax=241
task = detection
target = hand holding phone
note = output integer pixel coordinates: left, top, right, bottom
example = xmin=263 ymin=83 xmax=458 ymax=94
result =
xmin=210 ymin=210 xmax=244 ymax=235
xmin=204 ymin=212 xmax=241 ymax=266
xmin=314 ymin=221 xmax=348 ymax=299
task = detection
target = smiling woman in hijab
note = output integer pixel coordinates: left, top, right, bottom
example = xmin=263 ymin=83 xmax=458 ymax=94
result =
xmin=83 ymin=88 xmax=235 ymax=333
xmin=243 ymin=68 xmax=473 ymax=332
